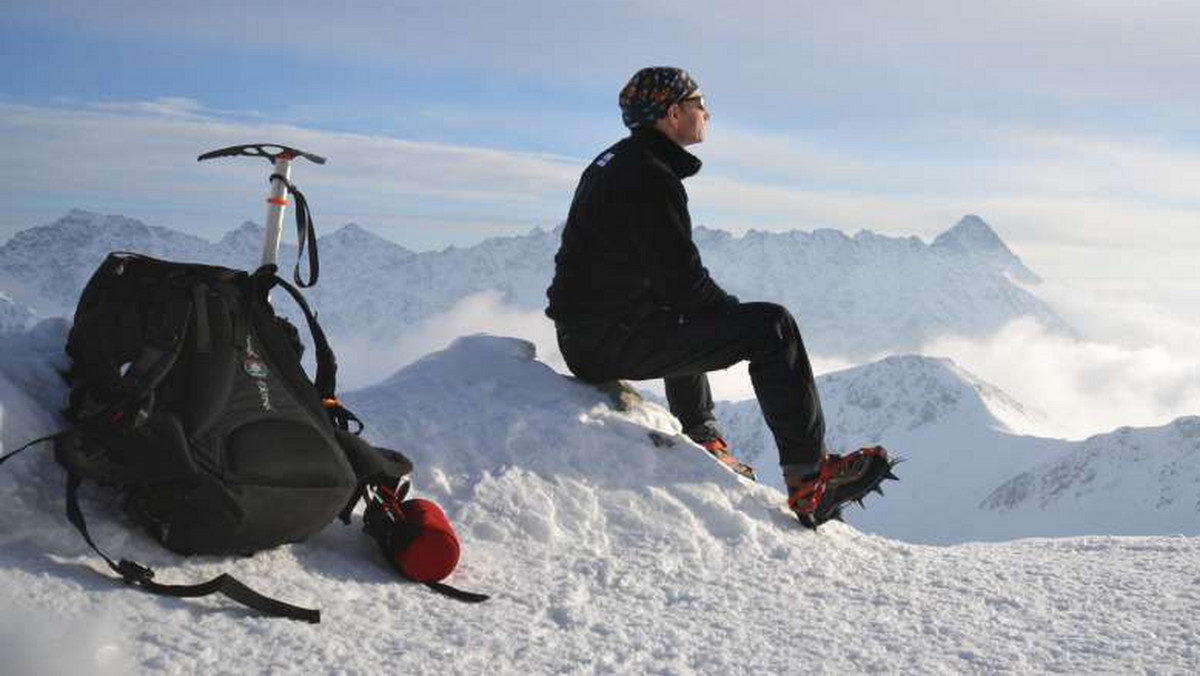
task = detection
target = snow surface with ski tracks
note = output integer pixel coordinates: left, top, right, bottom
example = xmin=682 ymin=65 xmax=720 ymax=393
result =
xmin=2 ymin=332 xmax=1198 ymax=673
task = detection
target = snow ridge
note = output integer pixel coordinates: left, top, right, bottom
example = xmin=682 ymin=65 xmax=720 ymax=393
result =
xmin=981 ymin=416 xmax=1200 ymax=535
xmin=693 ymin=219 xmax=1062 ymax=356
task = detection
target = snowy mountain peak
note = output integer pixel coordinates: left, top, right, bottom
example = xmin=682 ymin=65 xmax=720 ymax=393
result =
xmin=12 ymin=209 xmax=147 ymax=244
xmin=931 ymin=215 xmax=1041 ymax=284
xmin=818 ymin=354 xmax=1034 ymax=440
xmin=217 ymin=220 xmax=264 ymax=247
xmin=0 ymin=211 xmax=215 ymax=316
xmin=319 ymin=222 xmax=413 ymax=257
xmin=933 ymin=215 xmax=1006 ymax=252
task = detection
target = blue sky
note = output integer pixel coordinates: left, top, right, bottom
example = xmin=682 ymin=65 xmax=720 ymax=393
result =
xmin=3 ymin=1 xmax=1200 ymax=306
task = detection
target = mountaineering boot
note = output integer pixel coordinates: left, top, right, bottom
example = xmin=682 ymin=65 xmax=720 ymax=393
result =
xmin=684 ymin=422 xmax=757 ymax=481
xmin=786 ymin=445 xmax=898 ymax=529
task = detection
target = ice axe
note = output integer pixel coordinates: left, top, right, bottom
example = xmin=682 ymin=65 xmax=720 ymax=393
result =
xmin=198 ymin=143 xmax=326 ymax=286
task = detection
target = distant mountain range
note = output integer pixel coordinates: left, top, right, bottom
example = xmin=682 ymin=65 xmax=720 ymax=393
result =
xmin=0 ymin=210 xmax=1069 ymax=359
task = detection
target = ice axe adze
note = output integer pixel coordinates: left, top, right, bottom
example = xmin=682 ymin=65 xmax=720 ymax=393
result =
xmin=198 ymin=143 xmax=326 ymax=287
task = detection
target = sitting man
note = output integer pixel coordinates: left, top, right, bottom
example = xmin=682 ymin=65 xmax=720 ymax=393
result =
xmin=545 ymin=66 xmax=894 ymax=527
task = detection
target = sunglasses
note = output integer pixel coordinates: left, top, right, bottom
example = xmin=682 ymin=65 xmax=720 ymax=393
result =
xmin=678 ymin=95 xmax=707 ymax=112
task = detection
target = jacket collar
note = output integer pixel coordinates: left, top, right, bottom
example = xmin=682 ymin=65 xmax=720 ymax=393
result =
xmin=632 ymin=127 xmax=702 ymax=179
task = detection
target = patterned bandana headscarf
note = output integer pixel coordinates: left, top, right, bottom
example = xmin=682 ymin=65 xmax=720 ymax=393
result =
xmin=618 ymin=67 xmax=701 ymax=130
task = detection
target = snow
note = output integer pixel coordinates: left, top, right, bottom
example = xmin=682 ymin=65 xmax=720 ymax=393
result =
xmin=2 ymin=332 xmax=1198 ymax=672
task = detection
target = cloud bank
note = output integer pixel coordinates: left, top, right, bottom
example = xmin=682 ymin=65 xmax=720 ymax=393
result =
xmin=922 ymin=316 xmax=1200 ymax=440
xmin=334 ymin=292 xmax=561 ymax=391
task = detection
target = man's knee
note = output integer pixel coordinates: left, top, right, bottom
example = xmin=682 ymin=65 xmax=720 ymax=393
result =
xmin=747 ymin=301 xmax=797 ymax=336
xmin=743 ymin=302 xmax=800 ymax=355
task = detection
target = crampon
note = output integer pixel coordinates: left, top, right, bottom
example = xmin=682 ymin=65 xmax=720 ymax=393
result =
xmin=702 ymin=438 xmax=757 ymax=481
xmin=787 ymin=445 xmax=899 ymax=529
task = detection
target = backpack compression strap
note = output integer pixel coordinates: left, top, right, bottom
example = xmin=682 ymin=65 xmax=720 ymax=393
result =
xmin=0 ymin=432 xmax=65 ymax=466
xmin=64 ymin=473 xmax=321 ymax=623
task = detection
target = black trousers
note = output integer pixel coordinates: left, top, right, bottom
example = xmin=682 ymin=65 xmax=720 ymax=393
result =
xmin=556 ymin=301 xmax=827 ymax=472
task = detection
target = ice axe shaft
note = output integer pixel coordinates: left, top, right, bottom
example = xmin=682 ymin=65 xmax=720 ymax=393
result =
xmin=262 ymin=155 xmax=292 ymax=269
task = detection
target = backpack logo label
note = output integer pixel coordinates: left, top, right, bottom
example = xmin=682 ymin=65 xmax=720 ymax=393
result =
xmin=244 ymin=357 xmax=270 ymax=379
xmin=244 ymin=336 xmax=274 ymax=411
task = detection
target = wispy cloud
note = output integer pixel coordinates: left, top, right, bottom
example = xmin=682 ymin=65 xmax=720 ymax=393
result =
xmin=88 ymin=97 xmax=207 ymax=118
xmin=84 ymin=97 xmax=268 ymax=121
xmin=0 ymin=101 xmax=581 ymax=249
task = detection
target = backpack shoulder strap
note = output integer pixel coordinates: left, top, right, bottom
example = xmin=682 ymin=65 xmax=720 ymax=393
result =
xmin=254 ymin=269 xmax=336 ymax=399
xmin=255 ymin=269 xmax=363 ymax=431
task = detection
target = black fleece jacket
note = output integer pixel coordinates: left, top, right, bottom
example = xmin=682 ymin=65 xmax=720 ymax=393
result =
xmin=545 ymin=127 xmax=733 ymax=324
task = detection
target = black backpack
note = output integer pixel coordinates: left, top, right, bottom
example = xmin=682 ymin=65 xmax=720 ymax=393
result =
xmin=9 ymin=252 xmax=414 ymax=621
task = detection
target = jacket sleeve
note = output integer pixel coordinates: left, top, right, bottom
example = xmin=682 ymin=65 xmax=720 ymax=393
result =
xmin=630 ymin=172 xmax=735 ymax=314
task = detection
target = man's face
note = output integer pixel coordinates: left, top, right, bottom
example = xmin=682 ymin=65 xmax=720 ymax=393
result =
xmin=676 ymin=95 xmax=709 ymax=145
xmin=657 ymin=94 xmax=710 ymax=147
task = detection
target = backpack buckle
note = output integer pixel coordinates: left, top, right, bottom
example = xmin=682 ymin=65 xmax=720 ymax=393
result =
xmin=116 ymin=559 xmax=155 ymax=584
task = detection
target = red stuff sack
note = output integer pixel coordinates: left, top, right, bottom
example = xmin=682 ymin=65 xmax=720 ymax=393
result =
xmin=392 ymin=498 xmax=460 ymax=582
xmin=362 ymin=482 xmax=488 ymax=602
